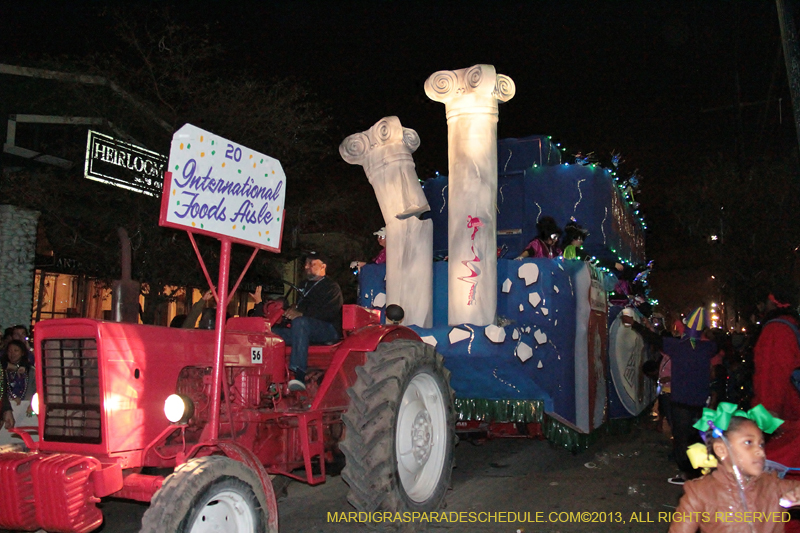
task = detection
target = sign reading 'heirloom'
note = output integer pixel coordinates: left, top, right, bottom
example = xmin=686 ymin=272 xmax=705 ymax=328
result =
xmin=159 ymin=124 xmax=286 ymax=252
xmin=84 ymin=131 xmax=166 ymax=196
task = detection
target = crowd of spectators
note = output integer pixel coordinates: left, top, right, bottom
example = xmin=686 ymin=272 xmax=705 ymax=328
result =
xmin=0 ymin=325 xmax=36 ymax=433
xmin=625 ymin=280 xmax=800 ymax=531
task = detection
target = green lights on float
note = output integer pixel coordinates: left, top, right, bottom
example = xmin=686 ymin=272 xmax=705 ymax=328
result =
xmin=533 ymin=138 xmax=649 ymax=265
xmin=164 ymin=394 xmax=195 ymax=424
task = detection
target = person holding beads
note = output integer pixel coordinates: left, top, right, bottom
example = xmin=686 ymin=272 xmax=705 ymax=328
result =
xmin=0 ymin=339 xmax=36 ymax=432
xmin=669 ymin=402 xmax=800 ymax=533
xmin=2 ymin=340 xmax=35 ymax=404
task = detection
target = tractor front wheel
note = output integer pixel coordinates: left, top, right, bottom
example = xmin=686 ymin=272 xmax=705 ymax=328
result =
xmin=140 ymin=455 xmax=269 ymax=533
xmin=341 ymin=339 xmax=455 ymax=528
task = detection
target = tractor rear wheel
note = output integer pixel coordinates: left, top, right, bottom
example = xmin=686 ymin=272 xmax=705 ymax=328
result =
xmin=341 ymin=339 xmax=455 ymax=529
xmin=140 ymin=455 xmax=269 ymax=533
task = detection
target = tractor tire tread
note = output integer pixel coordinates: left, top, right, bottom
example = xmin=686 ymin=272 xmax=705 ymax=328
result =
xmin=139 ymin=455 xmax=268 ymax=533
xmin=341 ymin=339 xmax=455 ymax=532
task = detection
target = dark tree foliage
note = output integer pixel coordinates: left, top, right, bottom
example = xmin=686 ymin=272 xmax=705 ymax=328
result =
xmin=1 ymin=6 xmax=381 ymax=315
xmin=665 ymin=152 xmax=800 ymax=312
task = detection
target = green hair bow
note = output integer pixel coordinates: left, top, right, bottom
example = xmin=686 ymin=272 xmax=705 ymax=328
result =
xmin=692 ymin=402 xmax=784 ymax=435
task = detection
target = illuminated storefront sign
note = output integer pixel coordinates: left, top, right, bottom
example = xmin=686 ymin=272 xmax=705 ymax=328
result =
xmin=85 ymin=130 xmax=166 ymax=196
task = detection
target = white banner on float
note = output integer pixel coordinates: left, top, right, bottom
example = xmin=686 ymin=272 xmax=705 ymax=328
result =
xmin=159 ymin=124 xmax=286 ymax=252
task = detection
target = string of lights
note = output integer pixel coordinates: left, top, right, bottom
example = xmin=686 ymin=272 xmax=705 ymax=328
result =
xmin=538 ymin=135 xmax=647 ymax=232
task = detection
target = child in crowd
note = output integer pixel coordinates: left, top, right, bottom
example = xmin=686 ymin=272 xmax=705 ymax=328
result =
xmin=2 ymin=340 xmax=35 ymax=405
xmin=1 ymin=339 xmax=36 ymax=433
xmin=669 ymin=402 xmax=800 ymax=533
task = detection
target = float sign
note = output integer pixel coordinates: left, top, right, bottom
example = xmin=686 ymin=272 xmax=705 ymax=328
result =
xmin=159 ymin=124 xmax=286 ymax=252
xmin=85 ymin=131 xmax=166 ymax=196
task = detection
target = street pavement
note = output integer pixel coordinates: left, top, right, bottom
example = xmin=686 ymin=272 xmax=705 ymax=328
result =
xmin=9 ymin=419 xmax=685 ymax=533
xmin=276 ymin=420 xmax=684 ymax=533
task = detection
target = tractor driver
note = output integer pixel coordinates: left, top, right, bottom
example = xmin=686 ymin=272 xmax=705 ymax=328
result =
xmin=273 ymin=251 xmax=343 ymax=392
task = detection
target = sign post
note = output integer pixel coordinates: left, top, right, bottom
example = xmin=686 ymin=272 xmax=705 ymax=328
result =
xmin=160 ymin=124 xmax=287 ymax=439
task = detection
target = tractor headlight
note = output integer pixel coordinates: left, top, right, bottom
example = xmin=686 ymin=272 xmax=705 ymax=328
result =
xmin=31 ymin=393 xmax=39 ymax=416
xmin=164 ymin=394 xmax=194 ymax=424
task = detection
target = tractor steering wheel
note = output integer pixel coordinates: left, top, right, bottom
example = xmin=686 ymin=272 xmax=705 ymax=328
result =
xmin=280 ymin=279 xmax=301 ymax=296
xmin=260 ymin=280 xmax=301 ymax=327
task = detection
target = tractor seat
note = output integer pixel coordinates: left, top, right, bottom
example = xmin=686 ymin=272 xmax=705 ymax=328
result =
xmin=306 ymin=340 xmax=343 ymax=365
xmin=305 ymin=339 xmax=342 ymax=355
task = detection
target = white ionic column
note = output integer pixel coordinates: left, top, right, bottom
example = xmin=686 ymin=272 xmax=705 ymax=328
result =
xmin=340 ymin=117 xmax=433 ymax=327
xmin=425 ymin=64 xmax=515 ymax=326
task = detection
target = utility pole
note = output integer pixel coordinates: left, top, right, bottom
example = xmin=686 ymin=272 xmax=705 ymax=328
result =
xmin=777 ymin=0 xmax=800 ymax=299
xmin=777 ymin=0 xmax=800 ymax=151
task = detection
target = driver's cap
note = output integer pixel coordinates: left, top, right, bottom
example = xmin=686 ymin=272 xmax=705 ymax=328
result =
xmin=304 ymin=250 xmax=330 ymax=266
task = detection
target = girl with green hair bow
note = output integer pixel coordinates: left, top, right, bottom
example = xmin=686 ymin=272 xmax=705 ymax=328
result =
xmin=670 ymin=402 xmax=800 ymax=533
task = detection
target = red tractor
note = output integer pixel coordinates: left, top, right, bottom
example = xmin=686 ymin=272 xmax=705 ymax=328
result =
xmin=0 ymin=126 xmax=455 ymax=532
xmin=0 ymin=297 xmax=455 ymax=532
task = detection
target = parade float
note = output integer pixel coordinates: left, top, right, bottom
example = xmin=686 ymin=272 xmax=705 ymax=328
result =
xmin=0 ymin=62 xmax=654 ymax=533
xmin=345 ymin=65 xmax=653 ymax=450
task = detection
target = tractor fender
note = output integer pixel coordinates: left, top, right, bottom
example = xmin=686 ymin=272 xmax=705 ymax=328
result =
xmin=175 ymin=441 xmax=279 ymax=533
xmin=217 ymin=442 xmax=279 ymax=533
xmin=311 ymin=324 xmax=421 ymax=411
xmin=341 ymin=323 xmax=421 ymax=352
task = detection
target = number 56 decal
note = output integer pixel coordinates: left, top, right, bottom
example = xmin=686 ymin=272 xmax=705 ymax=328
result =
xmin=251 ymin=347 xmax=263 ymax=364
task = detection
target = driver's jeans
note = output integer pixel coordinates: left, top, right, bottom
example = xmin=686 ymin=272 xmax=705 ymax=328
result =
xmin=273 ymin=316 xmax=339 ymax=381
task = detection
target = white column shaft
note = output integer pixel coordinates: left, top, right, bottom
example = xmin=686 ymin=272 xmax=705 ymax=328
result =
xmin=425 ymin=65 xmax=515 ymax=326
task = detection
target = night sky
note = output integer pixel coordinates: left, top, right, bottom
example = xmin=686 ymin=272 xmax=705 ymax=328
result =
xmin=2 ymin=1 xmax=796 ymax=314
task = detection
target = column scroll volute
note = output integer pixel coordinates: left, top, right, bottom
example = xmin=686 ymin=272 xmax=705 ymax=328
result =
xmin=339 ymin=132 xmax=371 ymax=165
xmin=425 ymin=64 xmax=515 ymax=104
xmin=494 ymin=74 xmax=516 ymax=103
